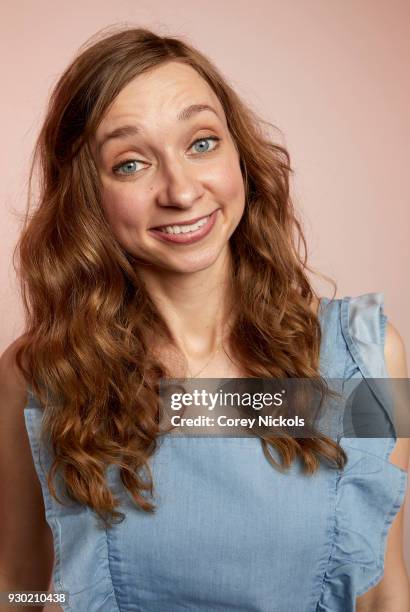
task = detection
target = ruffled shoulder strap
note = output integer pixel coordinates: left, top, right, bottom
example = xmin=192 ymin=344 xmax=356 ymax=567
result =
xmin=339 ymin=292 xmax=397 ymax=447
xmin=316 ymin=292 xmax=408 ymax=609
xmin=340 ymin=292 xmax=388 ymax=378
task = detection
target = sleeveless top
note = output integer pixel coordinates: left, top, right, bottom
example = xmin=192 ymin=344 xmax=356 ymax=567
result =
xmin=23 ymin=293 xmax=408 ymax=612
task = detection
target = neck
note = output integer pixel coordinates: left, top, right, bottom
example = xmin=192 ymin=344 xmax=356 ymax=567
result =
xmin=136 ymin=247 xmax=235 ymax=359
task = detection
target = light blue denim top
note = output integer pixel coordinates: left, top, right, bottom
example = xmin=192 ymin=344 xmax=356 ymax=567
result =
xmin=23 ymin=293 xmax=408 ymax=612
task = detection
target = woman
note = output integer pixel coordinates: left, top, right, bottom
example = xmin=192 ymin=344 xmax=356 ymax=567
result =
xmin=0 ymin=27 xmax=408 ymax=612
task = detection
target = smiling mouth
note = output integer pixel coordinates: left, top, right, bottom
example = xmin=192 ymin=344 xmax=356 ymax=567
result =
xmin=152 ymin=212 xmax=214 ymax=234
xmin=148 ymin=208 xmax=219 ymax=244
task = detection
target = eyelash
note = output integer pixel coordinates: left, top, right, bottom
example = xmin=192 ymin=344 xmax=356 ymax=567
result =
xmin=112 ymin=136 xmax=221 ymax=177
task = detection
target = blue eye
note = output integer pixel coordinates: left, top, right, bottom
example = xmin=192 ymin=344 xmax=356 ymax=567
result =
xmin=112 ymin=137 xmax=220 ymax=177
xmin=191 ymin=136 xmax=220 ymax=154
xmin=113 ymin=160 xmax=141 ymax=176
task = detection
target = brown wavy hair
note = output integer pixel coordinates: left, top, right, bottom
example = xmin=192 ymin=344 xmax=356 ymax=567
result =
xmin=14 ymin=26 xmax=345 ymax=528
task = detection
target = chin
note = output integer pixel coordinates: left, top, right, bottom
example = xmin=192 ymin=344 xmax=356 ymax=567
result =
xmin=156 ymin=244 xmax=226 ymax=275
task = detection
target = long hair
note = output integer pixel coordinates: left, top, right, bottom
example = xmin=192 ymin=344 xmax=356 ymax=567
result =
xmin=14 ymin=26 xmax=345 ymax=528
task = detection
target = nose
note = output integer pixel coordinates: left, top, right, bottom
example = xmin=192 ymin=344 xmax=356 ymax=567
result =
xmin=155 ymin=156 xmax=204 ymax=209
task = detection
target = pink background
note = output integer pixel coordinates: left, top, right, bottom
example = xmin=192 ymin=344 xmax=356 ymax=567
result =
xmin=1 ymin=0 xmax=409 ymax=591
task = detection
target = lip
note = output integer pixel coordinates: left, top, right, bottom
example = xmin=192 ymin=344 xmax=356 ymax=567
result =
xmin=151 ymin=212 xmax=215 ymax=230
xmin=148 ymin=208 xmax=219 ymax=245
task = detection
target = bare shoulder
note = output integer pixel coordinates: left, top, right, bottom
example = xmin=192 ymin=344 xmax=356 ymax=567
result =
xmin=0 ymin=336 xmax=29 ymax=403
xmin=384 ymin=321 xmax=409 ymax=472
xmin=384 ymin=321 xmax=408 ymax=377
xmin=0 ymin=335 xmax=34 ymax=470
xmin=0 ymin=334 xmax=49 ymax=503
xmin=0 ymin=338 xmax=54 ymax=585
xmin=0 ymin=336 xmax=31 ymax=440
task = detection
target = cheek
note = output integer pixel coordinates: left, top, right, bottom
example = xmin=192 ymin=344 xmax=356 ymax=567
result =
xmin=101 ymin=185 xmax=146 ymax=233
xmin=214 ymin=155 xmax=246 ymax=213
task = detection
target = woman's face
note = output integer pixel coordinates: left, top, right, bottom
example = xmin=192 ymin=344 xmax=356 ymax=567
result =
xmin=92 ymin=61 xmax=245 ymax=275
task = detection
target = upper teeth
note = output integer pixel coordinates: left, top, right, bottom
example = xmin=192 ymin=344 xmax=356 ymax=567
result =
xmin=158 ymin=215 xmax=209 ymax=234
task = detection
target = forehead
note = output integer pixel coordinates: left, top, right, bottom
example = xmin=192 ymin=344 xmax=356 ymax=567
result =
xmin=98 ymin=61 xmax=225 ymax=131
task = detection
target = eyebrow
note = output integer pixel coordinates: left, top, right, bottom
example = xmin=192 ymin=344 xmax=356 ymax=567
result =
xmin=97 ymin=103 xmax=220 ymax=154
